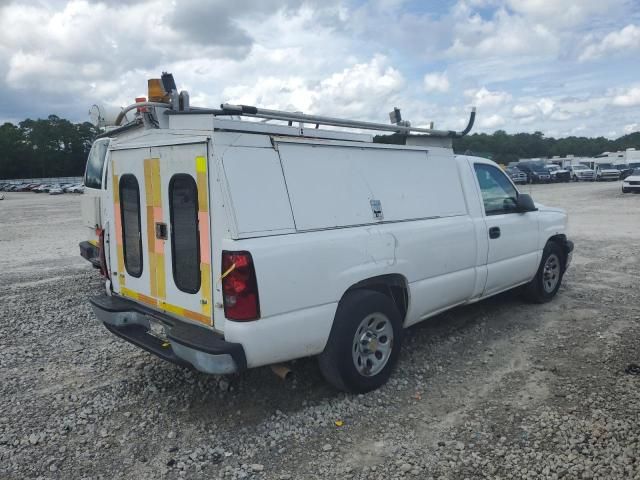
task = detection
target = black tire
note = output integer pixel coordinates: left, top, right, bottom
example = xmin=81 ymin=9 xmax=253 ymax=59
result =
xmin=622 ymin=187 xmax=630 ymax=194
xmin=318 ymin=289 xmax=403 ymax=393
xmin=522 ymin=242 xmax=566 ymax=304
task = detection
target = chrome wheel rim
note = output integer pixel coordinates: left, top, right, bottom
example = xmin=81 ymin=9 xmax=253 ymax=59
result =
xmin=542 ymin=254 xmax=561 ymax=293
xmin=352 ymin=313 xmax=393 ymax=377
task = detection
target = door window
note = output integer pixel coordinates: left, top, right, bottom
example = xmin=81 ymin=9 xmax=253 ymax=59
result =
xmin=169 ymin=174 xmax=201 ymax=294
xmin=119 ymin=175 xmax=143 ymax=277
xmin=474 ymin=164 xmax=518 ymax=216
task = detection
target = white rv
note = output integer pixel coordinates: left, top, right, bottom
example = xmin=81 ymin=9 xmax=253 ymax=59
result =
xmin=88 ymin=75 xmax=573 ymax=392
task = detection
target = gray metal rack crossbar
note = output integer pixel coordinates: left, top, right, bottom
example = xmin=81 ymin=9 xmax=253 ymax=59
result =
xmin=216 ymin=104 xmax=476 ymax=138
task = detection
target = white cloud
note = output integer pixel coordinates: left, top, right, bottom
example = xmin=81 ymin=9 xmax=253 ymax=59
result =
xmin=611 ymin=86 xmax=640 ymax=107
xmin=506 ymin=0 xmax=623 ymax=27
xmin=0 ymin=0 xmax=638 ymax=141
xmin=464 ymin=87 xmax=511 ymax=108
xmin=223 ymin=55 xmax=405 ymax=119
xmin=479 ymin=114 xmax=505 ymax=129
xmin=512 ymin=104 xmax=536 ymax=118
xmin=580 ymin=24 xmax=640 ymax=61
xmin=537 ymin=98 xmax=555 ymax=116
xmin=447 ymin=7 xmax=559 ymax=58
xmin=624 ymin=123 xmax=639 ymax=134
xmin=423 ymin=72 xmax=450 ymax=93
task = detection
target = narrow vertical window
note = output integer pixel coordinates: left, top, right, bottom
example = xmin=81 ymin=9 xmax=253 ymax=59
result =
xmin=169 ymin=174 xmax=201 ymax=293
xmin=119 ymin=175 xmax=143 ymax=277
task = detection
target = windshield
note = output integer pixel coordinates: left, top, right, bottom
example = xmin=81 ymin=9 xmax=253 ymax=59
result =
xmin=632 ymin=168 xmax=640 ymax=175
xmin=84 ymin=139 xmax=109 ymax=190
xmin=598 ymin=163 xmax=614 ymax=169
xmin=572 ymin=165 xmax=587 ymax=170
xmin=546 ymin=165 xmax=559 ymax=171
xmin=629 ymin=162 xmax=640 ymax=168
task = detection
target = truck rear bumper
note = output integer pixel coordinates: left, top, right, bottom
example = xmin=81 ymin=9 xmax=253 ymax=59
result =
xmin=79 ymin=241 xmax=101 ymax=268
xmin=89 ymin=294 xmax=246 ymax=374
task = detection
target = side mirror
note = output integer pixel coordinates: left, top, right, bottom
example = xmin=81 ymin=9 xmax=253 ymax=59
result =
xmin=516 ymin=193 xmax=537 ymax=213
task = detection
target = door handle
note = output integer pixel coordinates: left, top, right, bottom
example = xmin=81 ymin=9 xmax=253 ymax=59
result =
xmin=489 ymin=226 xmax=501 ymax=239
xmin=155 ymin=222 xmax=168 ymax=240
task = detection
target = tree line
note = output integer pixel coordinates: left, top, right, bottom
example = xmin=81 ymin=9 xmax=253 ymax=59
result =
xmin=0 ymin=115 xmax=98 ymax=180
xmin=1 ymin=114 xmax=639 ymax=180
xmin=376 ymin=130 xmax=640 ymax=164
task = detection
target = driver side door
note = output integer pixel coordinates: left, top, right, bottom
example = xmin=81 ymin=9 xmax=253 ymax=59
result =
xmin=473 ymin=163 xmax=540 ymax=296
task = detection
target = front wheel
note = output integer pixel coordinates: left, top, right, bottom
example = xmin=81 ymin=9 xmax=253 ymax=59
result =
xmin=522 ymin=242 xmax=565 ymax=303
xmin=319 ymin=289 xmax=403 ymax=393
xmin=622 ymin=187 xmax=630 ymax=194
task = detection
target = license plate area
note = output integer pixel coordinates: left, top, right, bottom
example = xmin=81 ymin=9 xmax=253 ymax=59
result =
xmin=147 ymin=317 xmax=168 ymax=341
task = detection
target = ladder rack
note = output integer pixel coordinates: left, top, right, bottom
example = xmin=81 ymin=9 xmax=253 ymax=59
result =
xmin=176 ymin=104 xmax=476 ymax=138
xmin=117 ymin=101 xmax=476 ymax=138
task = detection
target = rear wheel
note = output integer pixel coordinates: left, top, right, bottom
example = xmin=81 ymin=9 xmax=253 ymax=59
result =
xmin=319 ymin=289 xmax=403 ymax=393
xmin=523 ymin=242 xmax=565 ymax=303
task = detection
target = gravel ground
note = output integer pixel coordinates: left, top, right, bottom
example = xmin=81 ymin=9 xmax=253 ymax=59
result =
xmin=0 ymin=182 xmax=639 ymax=480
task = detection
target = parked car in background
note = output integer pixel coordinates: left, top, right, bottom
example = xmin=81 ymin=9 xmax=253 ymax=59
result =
xmin=33 ymin=184 xmax=51 ymax=193
xmin=567 ymin=165 xmax=595 ymax=181
xmin=63 ymin=183 xmax=82 ymax=193
xmin=622 ymin=168 xmax=640 ymax=193
xmin=49 ymin=187 xmax=64 ymax=195
xmin=545 ymin=164 xmax=571 ymax=182
xmin=595 ymin=163 xmax=621 ymax=181
xmin=517 ymin=163 xmax=552 ymax=183
xmin=615 ymin=164 xmax=634 ymax=180
xmin=505 ymin=166 xmax=528 ymax=184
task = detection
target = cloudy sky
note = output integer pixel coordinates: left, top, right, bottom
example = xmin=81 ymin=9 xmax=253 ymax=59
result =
xmin=0 ymin=0 xmax=639 ymax=138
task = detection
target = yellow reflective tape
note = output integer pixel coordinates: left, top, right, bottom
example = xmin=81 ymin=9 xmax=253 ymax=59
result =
xmin=149 ymin=248 xmax=158 ymax=298
xmin=116 ymin=245 xmax=125 ymax=287
xmin=144 ymin=159 xmax=154 ymax=206
xmin=195 ymin=155 xmax=207 ymax=173
xmin=144 ymin=159 xmax=157 ymax=298
xmin=183 ymin=309 xmax=211 ymax=325
xmin=151 ymin=158 xmax=161 ymax=207
xmin=156 ymin=253 xmax=166 ymax=299
xmin=112 ymin=162 xmax=119 ymax=203
xmin=160 ymin=301 xmax=183 ymax=317
xmin=197 ymin=171 xmax=208 ymax=213
xmin=121 ymin=287 xmax=139 ymax=300
xmin=201 ymin=263 xmax=212 ymax=318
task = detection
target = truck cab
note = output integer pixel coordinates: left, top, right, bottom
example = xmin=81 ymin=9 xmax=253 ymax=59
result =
xmin=79 ymin=137 xmax=110 ymax=268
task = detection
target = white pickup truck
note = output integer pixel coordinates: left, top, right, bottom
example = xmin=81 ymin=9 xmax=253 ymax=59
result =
xmin=88 ymin=77 xmax=573 ymax=393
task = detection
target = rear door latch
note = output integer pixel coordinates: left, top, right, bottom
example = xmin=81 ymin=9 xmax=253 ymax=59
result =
xmin=155 ymin=222 xmax=168 ymax=240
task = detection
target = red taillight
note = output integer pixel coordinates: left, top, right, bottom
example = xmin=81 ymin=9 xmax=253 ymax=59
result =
xmin=221 ymin=251 xmax=260 ymax=321
xmin=98 ymin=228 xmax=108 ymax=278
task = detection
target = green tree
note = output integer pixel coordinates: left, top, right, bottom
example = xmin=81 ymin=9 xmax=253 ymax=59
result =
xmin=0 ymin=115 xmax=97 ymax=180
